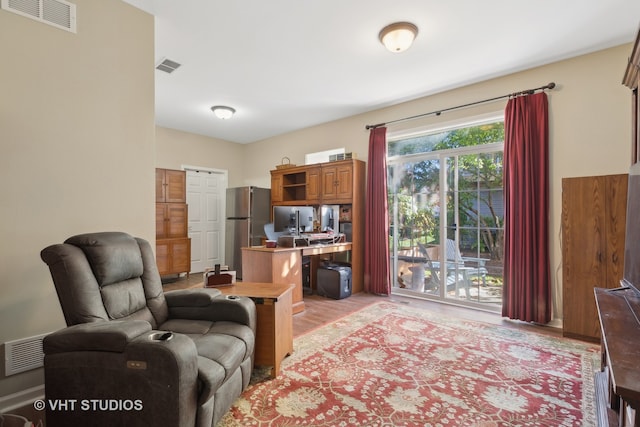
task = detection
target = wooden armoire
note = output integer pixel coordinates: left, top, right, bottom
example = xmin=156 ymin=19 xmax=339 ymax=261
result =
xmin=561 ymin=173 xmax=627 ymax=341
xmin=155 ymin=168 xmax=191 ymax=277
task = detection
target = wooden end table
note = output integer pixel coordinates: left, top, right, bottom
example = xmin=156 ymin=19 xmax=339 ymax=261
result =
xmin=210 ymin=282 xmax=294 ymax=378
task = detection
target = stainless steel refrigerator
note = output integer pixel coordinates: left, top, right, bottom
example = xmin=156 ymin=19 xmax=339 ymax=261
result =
xmin=225 ymin=186 xmax=271 ymax=279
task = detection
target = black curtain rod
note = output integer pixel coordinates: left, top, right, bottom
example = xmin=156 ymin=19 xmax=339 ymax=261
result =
xmin=365 ymin=82 xmax=556 ymax=130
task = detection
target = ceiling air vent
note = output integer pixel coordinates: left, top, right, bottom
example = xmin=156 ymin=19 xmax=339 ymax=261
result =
xmin=156 ymin=58 xmax=181 ymax=74
xmin=1 ymin=0 xmax=76 ymax=33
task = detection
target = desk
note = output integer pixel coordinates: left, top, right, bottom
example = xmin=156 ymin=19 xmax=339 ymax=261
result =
xmin=215 ymin=282 xmax=294 ymax=378
xmin=242 ymin=243 xmax=352 ymax=313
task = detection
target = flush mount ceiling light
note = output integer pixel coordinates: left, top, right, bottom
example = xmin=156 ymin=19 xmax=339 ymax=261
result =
xmin=211 ymin=105 xmax=236 ymax=120
xmin=379 ymin=22 xmax=418 ymax=53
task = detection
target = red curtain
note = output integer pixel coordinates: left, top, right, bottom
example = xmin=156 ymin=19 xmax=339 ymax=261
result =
xmin=502 ymin=92 xmax=551 ymax=324
xmin=364 ymin=127 xmax=391 ymax=295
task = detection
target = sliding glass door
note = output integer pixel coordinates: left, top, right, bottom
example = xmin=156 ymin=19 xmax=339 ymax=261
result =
xmin=388 ymin=119 xmax=504 ymax=311
xmin=444 ymin=150 xmax=504 ymax=306
xmin=389 ymin=157 xmax=443 ymax=297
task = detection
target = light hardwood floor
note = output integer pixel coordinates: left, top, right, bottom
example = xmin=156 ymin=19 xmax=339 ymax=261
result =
xmin=12 ymin=275 xmax=569 ymax=426
xmin=163 ymin=274 xmax=562 ymax=339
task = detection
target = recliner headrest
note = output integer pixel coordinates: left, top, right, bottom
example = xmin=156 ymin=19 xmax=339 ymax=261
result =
xmin=65 ymin=232 xmax=144 ymax=287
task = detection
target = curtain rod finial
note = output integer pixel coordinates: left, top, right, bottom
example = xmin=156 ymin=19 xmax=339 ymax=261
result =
xmin=365 ymin=122 xmax=386 ymax=130
xmin=547 ymin=82 xmax=556 ymax=89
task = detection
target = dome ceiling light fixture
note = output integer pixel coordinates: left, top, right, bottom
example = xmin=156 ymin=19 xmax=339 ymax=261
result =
xmin=211 ymin=105 xmax=236 ymax=120
xmin=378 ymin=22 xmax=418 ymax=53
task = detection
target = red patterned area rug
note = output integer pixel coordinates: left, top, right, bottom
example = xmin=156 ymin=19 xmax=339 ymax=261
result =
xmin=219 ymin=302 xmax=600 ymax=427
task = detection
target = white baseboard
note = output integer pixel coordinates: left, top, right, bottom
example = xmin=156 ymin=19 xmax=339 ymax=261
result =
xmin=547 ymin=318 xmax=562 ymax=329
xmin=0 ymin=385 xmax=44 ymax=413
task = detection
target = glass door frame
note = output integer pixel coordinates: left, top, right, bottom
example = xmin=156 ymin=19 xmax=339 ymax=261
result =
xmin=389 ymin=142 xmax=503 ymax=312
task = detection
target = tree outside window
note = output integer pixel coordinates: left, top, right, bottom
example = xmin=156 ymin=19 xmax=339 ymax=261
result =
xmin=389 ymin=122 xmax=504 ymax=261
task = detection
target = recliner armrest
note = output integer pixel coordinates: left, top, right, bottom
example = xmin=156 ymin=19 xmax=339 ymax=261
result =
xmin=43 ymin=320 xmax=152 ymax=354
xmin=164 ymin=288 xmax=222 ymax=306
xmin=44 ymin=323 xmax=200 ymax=427
xmin=165 ymin=289 xmax=256 ymax=332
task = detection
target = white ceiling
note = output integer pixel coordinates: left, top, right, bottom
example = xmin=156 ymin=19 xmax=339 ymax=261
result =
xmin=123 ymin=0 xmax=640 ymax=144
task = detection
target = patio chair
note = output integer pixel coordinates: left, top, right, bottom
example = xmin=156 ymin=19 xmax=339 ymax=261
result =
xmin=444 ymin=239 xmax=489 ymax=285
xmin=417 ymin=242 xmax=473 ymax=299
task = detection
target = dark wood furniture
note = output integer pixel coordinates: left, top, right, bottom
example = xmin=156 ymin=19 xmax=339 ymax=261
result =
xmin=270 ymin=159 xmax=365 ymax=293
xmin=561 ymin=174 xmax=627 ymax=341
xmin=595 ymin=287 xmax=640 ymax=426
xmin=623 ymin=26 xmax=640 ymax=164
xmin=594 ymin=31 xmax=640 ymax=426
xmin=155 ymin=168 xmax=191 ymax=277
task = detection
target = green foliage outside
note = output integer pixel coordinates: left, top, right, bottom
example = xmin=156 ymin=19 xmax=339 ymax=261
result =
xmin=388 ymin=122 xmax=505 ymax=261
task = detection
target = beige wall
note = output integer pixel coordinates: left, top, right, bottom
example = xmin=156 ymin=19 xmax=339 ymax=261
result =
xmin=155 ymin=126 xmax=246 ymax=187
xmin=243 ymin=46 xmax=631 ymax=180
xmin=239 ymin=45 xmax=633 ymax=324
xmin=0 ymin=0 xmax=154 ymax=397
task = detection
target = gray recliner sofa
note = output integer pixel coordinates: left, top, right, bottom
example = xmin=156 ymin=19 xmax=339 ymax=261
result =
xmin=40 ymin=231 xmax=256 ymax=427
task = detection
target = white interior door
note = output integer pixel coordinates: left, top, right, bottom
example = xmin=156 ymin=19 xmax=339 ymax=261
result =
xmin=186 ymin=168 xmax=226 ymax=274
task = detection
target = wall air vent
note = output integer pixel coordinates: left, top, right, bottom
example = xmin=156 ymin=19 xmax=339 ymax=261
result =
xmin=156 ymin=58 xmax=181 ymax=74
xmin=1 ymin=0 xmax=76 ymax=33
xmin=4 ymin=333 xmax=47 ymax=376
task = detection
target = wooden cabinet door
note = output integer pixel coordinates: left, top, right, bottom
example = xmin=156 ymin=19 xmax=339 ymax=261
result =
xmin=156 ymin=169 xmax=166 ymax=202
xmin=164 ymin=170 xmax=186 ymax=203
xmin=155 ymin=241 xmax=170 ymax=275
xmin=156 ymin=204 xmax=167 ymax=238
xmin=156 ymin=169 xmax=186 ymax=203
xmin=156 ymin=238 xmax=190 ymax=276
xmin=604 ymin=174 xmax=627 ymax=284
xmin=306 ymin=167 xmax=321 ymax=202
xmin=271 ymin=172 xmax=283 ymax=203
xmin=171 ymin=238 xmax=191 ymax=273
xmin=562 ymin=176 xmax=607 ymax=340
xmin=335 ymin=163 xmax=353 ymax=200
xmin=321 ymin=161 xmax=353 ymax=202
xmin=166 ymin=203 xmax=188 ymax=238
xmin=156 ymin=203 xmax=188 ymax=238
xmin=321 ymin=165 xmax=338 ymax=200
xmin=562 ymin=174 xmax=627 ymax=340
